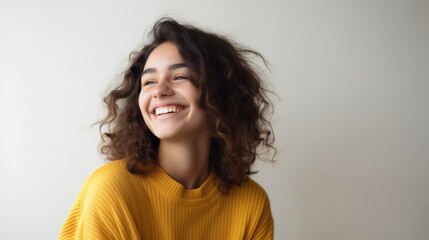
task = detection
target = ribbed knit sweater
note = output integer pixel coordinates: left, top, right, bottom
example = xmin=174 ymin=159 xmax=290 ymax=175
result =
xmin=59 ymin=160 xmax=273 ymax=239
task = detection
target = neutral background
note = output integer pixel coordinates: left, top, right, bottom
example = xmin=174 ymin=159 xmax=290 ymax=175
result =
xmin=1 ymin=0 xmax=428 ymax=239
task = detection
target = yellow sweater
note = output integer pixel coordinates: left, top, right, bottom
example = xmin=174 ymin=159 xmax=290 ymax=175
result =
xmin=59 ymin=160 xmax=273 ymax=239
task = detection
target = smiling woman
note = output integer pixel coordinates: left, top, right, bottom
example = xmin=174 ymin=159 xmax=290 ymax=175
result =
xmin=59 ymin=18 xmax=275 ymax=240
xmin=139 ymin=43 xmax=208 ymax=146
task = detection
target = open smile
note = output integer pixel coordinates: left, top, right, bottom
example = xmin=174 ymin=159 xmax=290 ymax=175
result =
xmin=152 ymin=104 xmax=188 ymax=116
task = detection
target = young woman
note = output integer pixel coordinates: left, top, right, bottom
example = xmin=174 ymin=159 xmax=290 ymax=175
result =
xmin=59 ymin=18 xmax=275 ymax=240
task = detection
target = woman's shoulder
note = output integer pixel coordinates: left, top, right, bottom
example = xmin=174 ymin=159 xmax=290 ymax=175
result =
xmin=229 ymin=177 xmax=270 ymax=203
xmin=88 ymin=159 xmax=129 ymax=180
xmin=224 ymin=177 xmax=273 ymax=236
xmin=81 ymin=160 xmax=142 ymax=196
xmin=60 ymin=160 xmax=144 ymax=239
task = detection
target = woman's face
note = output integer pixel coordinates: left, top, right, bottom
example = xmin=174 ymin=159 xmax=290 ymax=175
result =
xmin=139 ymin=42 xmax=208 ymax=141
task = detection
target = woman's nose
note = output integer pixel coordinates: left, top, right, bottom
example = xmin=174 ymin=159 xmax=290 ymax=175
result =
xmin=152 ymin=80 xmax=174 ymax=98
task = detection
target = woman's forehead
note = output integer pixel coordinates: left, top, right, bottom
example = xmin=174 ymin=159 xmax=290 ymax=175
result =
xmin=143 ymin=42 xmax=185 ymax=71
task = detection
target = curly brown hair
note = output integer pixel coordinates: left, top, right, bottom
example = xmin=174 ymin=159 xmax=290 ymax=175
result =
xmin=99 ymin=18 xmax=275 ymax=193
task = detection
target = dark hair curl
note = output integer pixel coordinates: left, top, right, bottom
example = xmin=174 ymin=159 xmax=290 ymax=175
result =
xmin=99 ymin=18 xmax=275 ymax=193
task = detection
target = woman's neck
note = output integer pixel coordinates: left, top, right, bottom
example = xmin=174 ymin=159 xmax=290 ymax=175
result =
xmin=157 ymin=133 xmax=211 ymax=189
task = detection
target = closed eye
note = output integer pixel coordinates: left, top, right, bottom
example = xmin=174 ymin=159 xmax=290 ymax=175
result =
xmin=174 ymin=75 xmax=189 ymax=80
xmin=143 ymin=80 xmax=156 ymax=86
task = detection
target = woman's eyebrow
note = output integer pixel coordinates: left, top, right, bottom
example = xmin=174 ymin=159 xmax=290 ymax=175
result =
xmin=142 ymin=63 xmax=189 ymax=76
xmin=168 ymin=63 xmax=189 ymax=71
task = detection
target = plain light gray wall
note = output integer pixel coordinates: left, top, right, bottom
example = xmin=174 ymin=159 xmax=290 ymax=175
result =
xmin=1 ymin=0 xmax=428 ymax=239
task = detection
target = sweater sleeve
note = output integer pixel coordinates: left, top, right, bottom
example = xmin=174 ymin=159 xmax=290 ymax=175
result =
xmin=58 ymin=165 xmax=140 ymax=240
xmin=250 ymin=193 xmax=274 ymax=240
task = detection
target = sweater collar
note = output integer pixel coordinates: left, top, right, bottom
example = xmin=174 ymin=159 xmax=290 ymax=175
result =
xmin=149 ymin=166 xmax=219 ymax=201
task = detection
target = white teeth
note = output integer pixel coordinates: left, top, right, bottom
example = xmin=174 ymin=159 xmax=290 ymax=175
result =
xmin=155 ymin=106 xmax=182 ymax=116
